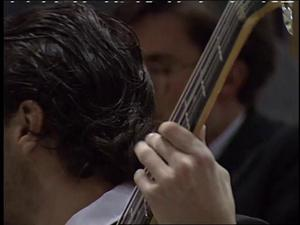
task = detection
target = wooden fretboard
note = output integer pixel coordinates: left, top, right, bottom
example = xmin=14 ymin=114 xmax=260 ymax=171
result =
xmin=117 ymin=1 xmax=282 ymax=224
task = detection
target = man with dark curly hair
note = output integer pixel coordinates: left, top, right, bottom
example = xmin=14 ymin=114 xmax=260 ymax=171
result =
xmin=4 ymin=3 xmax=238 ymax=225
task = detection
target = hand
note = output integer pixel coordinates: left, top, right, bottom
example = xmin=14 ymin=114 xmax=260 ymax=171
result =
xmin=134 ymin=121 xmax=236 ymax=224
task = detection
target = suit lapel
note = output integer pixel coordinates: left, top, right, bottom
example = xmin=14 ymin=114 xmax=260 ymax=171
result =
xmin=217 ymin=108 xmax=283 ymax=182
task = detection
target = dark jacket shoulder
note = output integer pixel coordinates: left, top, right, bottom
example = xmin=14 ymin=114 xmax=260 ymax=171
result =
xmin=218 ymin=109 xmax=299 ymax=224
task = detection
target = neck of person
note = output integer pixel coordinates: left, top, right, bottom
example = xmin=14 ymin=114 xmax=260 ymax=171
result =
xmin=34 ymin=165 xmax=114 ymax=225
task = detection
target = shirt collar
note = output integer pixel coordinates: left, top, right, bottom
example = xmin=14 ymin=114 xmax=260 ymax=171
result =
xmin=66 ymin=182 xmax=134 ymax=225
xmin=209 ymin=111 xmax=246 ymax=159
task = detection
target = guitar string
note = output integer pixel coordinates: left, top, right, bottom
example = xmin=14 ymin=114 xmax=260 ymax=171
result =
xmin=118 ymin=2 xmax=242 ymax=224
xmin=183 ymin=0 xmax=254 ymax=106
xmin=118 ymin=2 xmax=240 ymax=224
xmin=120 ymin=2 xmax=246 ymax=224
xmin=175 ymin=0 xmax=254 ymax=127
xmin=118 ymin=1 xmax=256 ymax=224
xmin=173 ymin=0 xmax=243 ymax=124
xmin=168 ymin=1 xmax=237 ymax=121
xmin=119 ymin=0 xmax=237 ymax=221
xmin=173 ymin=0 xmax=254 ymax=126
xmin=177 ymin=0 xmax=254 ymax=107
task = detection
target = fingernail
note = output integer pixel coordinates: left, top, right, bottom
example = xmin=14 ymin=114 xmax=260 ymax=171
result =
xmin=146 ymin=132 xmax=156 ymax=139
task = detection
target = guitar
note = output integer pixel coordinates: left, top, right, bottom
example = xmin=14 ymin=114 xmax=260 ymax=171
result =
xmin=117 ymin=1 xmax=294 ymax=224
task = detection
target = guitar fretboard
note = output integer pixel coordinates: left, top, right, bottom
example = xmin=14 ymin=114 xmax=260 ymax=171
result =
xmin=117 ymin=1 xmax=269 ymax=224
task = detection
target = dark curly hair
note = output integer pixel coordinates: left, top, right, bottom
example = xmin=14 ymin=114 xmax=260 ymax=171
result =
xmin=113 ymin=2 xmax=276 ymax=107
xmin=4 ymin=3 xmax=154 ymax=185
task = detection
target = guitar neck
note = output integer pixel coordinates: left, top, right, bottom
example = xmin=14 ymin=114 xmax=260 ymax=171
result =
xmin=117 ymin=1 xmax=281 ymax=224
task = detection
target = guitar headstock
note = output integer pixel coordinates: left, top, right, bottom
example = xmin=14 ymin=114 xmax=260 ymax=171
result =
xmin=232 ymin=1 xmax=280 ymax=20
xmin=282 ymin=2 xmax=294 ymax=35
xmin=240 ymin=1 xmax=294 ymax=35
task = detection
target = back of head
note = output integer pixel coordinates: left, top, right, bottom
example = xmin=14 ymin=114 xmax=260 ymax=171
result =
xmin=113 ymin=2 xmax=276 ymax=107
xmin=4 ymin=3 xmax=154 ymax=185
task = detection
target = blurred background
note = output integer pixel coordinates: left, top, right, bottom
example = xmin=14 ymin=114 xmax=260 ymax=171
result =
xmin=4 ymin=0 xmax=299 ymax=126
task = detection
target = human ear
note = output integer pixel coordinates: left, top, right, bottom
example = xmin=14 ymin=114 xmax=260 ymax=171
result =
xmin=16 ymin=100 xmax=44 ymax=155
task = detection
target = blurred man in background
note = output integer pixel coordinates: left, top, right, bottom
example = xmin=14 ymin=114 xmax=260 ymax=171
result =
xmin=113 ymin=2 xmax=299 ymax=224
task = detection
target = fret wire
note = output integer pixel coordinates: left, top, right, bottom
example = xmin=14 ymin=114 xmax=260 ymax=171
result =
xmin=183 ymin=0 xmax=254 ymax=125
xmin=128 ymin=192 xmax=145 ymax=224
xmin=186 ymin=1 xmax=237 ymax=87
xmin=184 ymin=0 xmax=255 ymax=100
xmin=119 ymin=186 xmax=152 ymax=224
xmin=190 ymin=0 xmax=246 ymax=96
xmin=130 ymin=1 xmax=252 ymax=221
xmin=177 ymin=24 xmax=246 ymax=126
xmin=121 ymin=2 xmax=245 ymax=224
xmin=131 ymin=197 xmax=152 ymax=224
xmin=178 ymin=32 xmax=238 ymax=126
xmin=124 ymin=1 xmax=241 ymax=221
xmin=172 ymin=1 xmax=242 ymax=125
xmin=176 ymin=1 xmax=254 ymax=128
xmin=118 ymin=172 xmax=155 ymax=224
xmin=170 ymin=1 xmax=238 ymax=123
xmin=135 ymin=202 xmax=152 ymax=224
xmin=169 ymin=1 xmax=235 ymax=121
xmin=117 ymin=1 xmax=259 ymax=224
xmin=117 ymin=187 xmax=139 ymax=223
xmin=123 ymin=189 xmax=143 ymax=223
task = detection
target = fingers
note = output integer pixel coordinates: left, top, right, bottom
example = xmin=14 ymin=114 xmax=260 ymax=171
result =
xmin=134 ymin=121 xmax=215 ymax=188
xmin=145 ymin=132 xmax=178 ymax=164
xmin=134 ymin=141 xmax=172 ymax=182
xmin=134 ymin=169 xmax=156 ymax=198
xmin=133 ymin=122 xmax=234 ymax=225
xmin=158 ymin=121 xmax=207 ymax=155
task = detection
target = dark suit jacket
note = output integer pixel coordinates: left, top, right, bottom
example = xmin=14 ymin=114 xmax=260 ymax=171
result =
xmin=218 ymin=109 xmax=299 ymax=224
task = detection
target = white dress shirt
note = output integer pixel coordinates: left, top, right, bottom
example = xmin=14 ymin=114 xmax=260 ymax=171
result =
xmin=209 ymin=112 xmax=246 ymax=159
xmin=66 ymin=183 xmax=134 ymax=225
